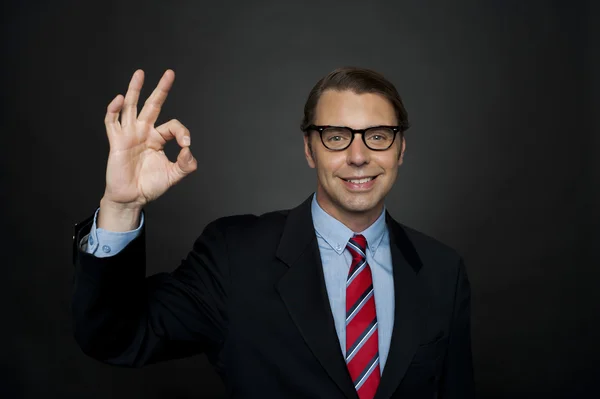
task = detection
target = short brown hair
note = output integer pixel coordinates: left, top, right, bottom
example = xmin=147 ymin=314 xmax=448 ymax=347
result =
xmin=300 ymin=67 xmax=410 ymax=133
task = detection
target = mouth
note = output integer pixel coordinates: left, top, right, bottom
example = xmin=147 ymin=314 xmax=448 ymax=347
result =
xmin=340 ymin=175 xmax=378 ymax=190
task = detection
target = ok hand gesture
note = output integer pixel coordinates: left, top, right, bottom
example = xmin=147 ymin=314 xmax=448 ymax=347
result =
xmin=102 ymin=69 xmax=197 ymax=210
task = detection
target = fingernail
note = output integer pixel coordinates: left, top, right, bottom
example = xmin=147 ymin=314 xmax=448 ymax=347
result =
xmin=182 ymin=136 xmax=190 ymax=146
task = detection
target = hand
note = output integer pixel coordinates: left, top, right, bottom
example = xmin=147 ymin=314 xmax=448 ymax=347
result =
xmin=101 ymin=69 xmax=197 ymax=210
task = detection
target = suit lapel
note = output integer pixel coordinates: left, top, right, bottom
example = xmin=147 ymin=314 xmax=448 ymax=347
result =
xmin=275 ymin=195 xmax=358 ymax=399
xmin=374 ymin=213 xmax=424 ymax=399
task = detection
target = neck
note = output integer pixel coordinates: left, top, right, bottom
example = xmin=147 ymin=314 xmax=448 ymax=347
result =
xmin=315 ymin=192 xmax=384 ymax=233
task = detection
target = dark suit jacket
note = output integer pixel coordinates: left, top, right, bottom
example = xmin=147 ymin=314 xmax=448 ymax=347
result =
xmin=72 ymin=195 xmax=474 ymax=398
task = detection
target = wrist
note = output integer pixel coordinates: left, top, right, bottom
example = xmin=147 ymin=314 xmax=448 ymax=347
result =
xmin=98 ymin=198 xmax=143 ymax=232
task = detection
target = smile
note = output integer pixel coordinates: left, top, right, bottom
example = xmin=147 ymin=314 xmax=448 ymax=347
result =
xmin=340 ymin=175 xmax=378 ymax=191
xmin=342 ymin=177 xmax=375 ymax=184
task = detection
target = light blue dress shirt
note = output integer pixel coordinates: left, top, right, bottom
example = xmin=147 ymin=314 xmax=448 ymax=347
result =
xmin=310 ymin=195 xmax=395 ymax=372
xmin=82 ymin=194 xmax=395 ymax=371
xmin=80 ymin=207 xmax=144 ymax=256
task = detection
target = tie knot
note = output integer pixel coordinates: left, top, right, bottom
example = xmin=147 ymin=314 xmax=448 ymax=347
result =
xmin=347 ymin=234 xmax=367 ymax=259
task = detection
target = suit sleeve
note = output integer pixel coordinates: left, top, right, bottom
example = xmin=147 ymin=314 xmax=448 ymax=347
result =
xmin=439 ymin=258 xmax=475 ymax=398
xmin=71 ymin=215 xmax=230 ymax=368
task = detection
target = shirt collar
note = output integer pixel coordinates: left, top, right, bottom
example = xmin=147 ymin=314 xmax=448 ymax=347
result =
xmin=311 ymin=193 xmax=387 ymax=256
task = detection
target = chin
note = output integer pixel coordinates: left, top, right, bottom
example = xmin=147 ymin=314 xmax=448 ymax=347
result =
xmin=317 ymin=182 xmax=386 ymax=217
xmin=338 ymin=195 xmax=382 ymax=214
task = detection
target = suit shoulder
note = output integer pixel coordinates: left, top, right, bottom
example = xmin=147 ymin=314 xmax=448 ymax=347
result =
xmin=205 ymin=208 xmax=290 ymax=236
xmin=396 ymin=222 xmax=463 ymax=266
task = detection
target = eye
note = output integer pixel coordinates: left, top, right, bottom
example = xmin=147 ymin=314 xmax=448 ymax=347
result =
xmin=322 ymin=128 xmax=351 ymax=143
xmin=365 ymin=128 xmax=394 ymax=142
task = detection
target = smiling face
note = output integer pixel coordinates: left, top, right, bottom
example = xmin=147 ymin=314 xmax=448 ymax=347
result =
xmin=304 ymin=89 xmax=406 ymax=230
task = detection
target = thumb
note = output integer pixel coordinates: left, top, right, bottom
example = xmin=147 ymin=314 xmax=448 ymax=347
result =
xmin=171 ymin=146 xmax=197 ymax=182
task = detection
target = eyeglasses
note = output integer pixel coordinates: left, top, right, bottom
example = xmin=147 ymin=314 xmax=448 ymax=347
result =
xmin=304 ymin=125 xmax=401 ymax=151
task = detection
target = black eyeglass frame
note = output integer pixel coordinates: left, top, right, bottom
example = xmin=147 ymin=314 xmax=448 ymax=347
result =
xmin=304 ymin=125 xmax=402 ymax=151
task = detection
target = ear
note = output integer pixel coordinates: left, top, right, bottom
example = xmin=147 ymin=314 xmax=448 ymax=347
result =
xmin=304 ymin=133 xmax=316 ymax=168
xmin=397 ymin=136 xmax=406 ymax=166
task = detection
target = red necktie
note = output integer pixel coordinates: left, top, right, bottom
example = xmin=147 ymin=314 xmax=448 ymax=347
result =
xmin=345 ymin=234 xmax=380 ymax=399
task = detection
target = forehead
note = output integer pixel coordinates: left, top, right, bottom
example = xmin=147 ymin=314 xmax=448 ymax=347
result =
xmin=314 ymin=89 xmax=397 ymax=127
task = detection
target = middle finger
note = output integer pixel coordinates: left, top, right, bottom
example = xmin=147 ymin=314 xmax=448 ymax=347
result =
xmin=138 ymin=69 xmax=175 ymax=125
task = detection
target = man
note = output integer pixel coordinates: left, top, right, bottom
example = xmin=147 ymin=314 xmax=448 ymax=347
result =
xmin=72 ymin=67 xmax=474 ymax=398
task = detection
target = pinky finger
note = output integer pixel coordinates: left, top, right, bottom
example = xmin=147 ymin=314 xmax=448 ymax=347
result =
xmin=105 ymin=94 xmax=124 ymax=126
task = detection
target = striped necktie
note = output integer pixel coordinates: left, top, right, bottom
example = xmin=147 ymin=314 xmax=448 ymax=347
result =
xmin=345 ymin=234 xmax=380 ymax=399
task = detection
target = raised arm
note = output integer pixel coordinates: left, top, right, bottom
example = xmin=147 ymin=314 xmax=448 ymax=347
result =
xmin=72 ymin=70 xmax=229 ymax=368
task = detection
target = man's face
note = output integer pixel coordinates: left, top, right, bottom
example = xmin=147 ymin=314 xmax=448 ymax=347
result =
xmin=304 ymin=89 xmax=406 ymax=222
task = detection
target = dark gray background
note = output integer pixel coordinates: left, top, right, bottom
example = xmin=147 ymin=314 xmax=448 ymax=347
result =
xmin=2 ymin=0 xmax=598 ymax=398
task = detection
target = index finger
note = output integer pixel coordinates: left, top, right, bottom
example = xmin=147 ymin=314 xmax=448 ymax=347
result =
xmin=138 ymin=69 xmax=175 ymax=125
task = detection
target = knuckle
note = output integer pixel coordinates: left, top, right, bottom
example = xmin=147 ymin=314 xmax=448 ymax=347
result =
xmin=176 ymin=163 xmax=187 ymax=176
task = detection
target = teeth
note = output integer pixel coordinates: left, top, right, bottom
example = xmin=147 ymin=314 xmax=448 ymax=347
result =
xmin=347 ymin=177 xmax=373 ymax=184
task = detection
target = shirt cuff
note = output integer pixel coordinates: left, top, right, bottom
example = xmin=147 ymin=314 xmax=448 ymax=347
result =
xmin=79 ymin=207 xmax=144 ymax=258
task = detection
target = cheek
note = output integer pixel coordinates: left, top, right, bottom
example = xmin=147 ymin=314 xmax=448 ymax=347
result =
xmin=376 ymin=154 xmax=399 ymax=172
xmin=315 ymin=154 xmax=346 ymax=177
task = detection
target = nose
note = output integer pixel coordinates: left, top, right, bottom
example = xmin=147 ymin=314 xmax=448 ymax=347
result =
xmin=346 ymin=133 xmax=370 ymax=166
